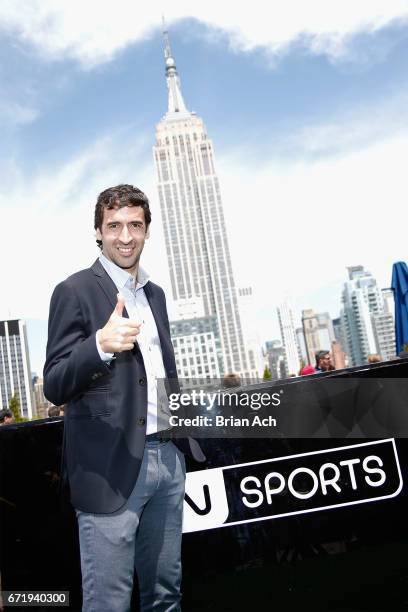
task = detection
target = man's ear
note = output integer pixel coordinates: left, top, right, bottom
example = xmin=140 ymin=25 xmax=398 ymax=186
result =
xmin=145 ymin=226 xmax=150 ymax=239
xmin=96 ymin=227 xmax=102 ymax=240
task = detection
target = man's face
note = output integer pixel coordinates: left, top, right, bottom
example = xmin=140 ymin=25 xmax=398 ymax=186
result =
xmin=96 ymin=205 xmax=149 ymax=276
xmin=319 ymin=354 xmax=332 ymax=371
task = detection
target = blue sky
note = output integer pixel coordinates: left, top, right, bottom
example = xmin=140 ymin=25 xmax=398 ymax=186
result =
xmin=1 ymin=2 xmax=408 ymax=374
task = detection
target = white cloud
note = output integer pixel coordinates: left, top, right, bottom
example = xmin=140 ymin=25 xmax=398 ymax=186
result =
xmin=0 ymin=0 xmax=407 ymax=67
xmin=0 ymin=101 xmax=39 ymax=127
xmin=0 ymin=128 xmax=169 ymax=322
xmin=218 ymin=129 xmax=408 ymax=340
xmin=273 ymin=92 xmax=408 ymax=160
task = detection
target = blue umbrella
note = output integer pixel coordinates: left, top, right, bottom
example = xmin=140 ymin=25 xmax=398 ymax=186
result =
xmin=391 ymin=261 xmax=408 ymax=354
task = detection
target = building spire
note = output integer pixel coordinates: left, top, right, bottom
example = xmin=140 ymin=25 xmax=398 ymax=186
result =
xmin=162 ymin=19 xmax=188 ymax=115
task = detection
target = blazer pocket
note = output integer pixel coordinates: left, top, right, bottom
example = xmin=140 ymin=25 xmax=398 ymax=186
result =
xmin=68 ymin=391 xmax=111 ymax=419
xmin=69 ymin=408 xmax=111 ymax=419
xmin=84 ymin=385 xmax=111 ymax=395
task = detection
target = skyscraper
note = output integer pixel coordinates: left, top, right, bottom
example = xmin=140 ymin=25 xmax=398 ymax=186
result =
xmin=372 ymin=288 xmax=396 ymax=361
xmin=340 ymin=266 xmax=383 ymax=366
xmin=238 ymin=286 xmax=263 ymax=377
xmin=0 ymin=319 xmax=35 ymax=418
xmin=153 ymin=28 xmax=254 ymax=378
xmin=302 ymin=309 xmax=336 ymax=365
xmin=33 ymin=376 xmax=53 ymax=419
xmin=331 ymin=340 xmax=346 ymax=369
xmin=170 ymin=315 xmax=222 ymax=384
xmin=277 ymin=301 xmax=301 ymax=376
xmin=295 ymin=326 xmax=308 ymax=364
xmin=265 ymin=340 xmax=287 ymax=380
xmin=333 ymin=316 xmax=348 ymax=359
xmin=301 ymin=309 xmax=321 ymax=365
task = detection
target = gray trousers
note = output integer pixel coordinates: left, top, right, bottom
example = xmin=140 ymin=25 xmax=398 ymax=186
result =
xmin=76 ymin=439 xmax=186 ymax=612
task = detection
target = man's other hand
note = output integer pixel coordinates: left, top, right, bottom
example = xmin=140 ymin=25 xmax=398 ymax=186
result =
xmin=97 ymin=293 xmax=141 ymax=353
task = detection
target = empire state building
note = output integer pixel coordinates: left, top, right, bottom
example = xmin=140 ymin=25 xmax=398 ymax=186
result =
xmin=153 ymin=28 xmax=255 ymax=378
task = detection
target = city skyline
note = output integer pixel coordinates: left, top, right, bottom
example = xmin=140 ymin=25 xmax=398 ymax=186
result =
xmin=1 ymin=5 xmax=407 ymax=374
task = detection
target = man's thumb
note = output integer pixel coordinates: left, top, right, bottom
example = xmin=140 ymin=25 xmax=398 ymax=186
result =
xmin=113 ymin=293 xmax=125 ymax=317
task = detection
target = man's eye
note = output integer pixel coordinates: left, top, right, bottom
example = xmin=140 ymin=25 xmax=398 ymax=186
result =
xmin=132 ymin=223 xmax=142 ymax=229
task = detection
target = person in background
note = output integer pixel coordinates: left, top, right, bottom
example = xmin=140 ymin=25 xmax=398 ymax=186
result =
xmin=222 ymin=373 xmax=241 ymax=388
xmin=0 ymin=409 xmax=14 ymax=425
xmin=315 ymin=350 xmax=335 ymax=373
xmin=48 ymin=405 xmax=62 ymax=417
xmin=300 ymin=365 xmax=316 ymax=376
xmin=367 ymin=354 xmax=381 ymax=364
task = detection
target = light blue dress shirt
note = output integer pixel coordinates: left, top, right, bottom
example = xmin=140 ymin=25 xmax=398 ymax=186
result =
xmin=96 ymin=253 xmax=168 ymax=434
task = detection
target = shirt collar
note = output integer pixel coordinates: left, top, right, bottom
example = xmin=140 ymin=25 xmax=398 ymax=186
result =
xmin=135 ymin=265 xmax=150 ymax=290
xmin=99 ymin=253 xmax=150 ymax=291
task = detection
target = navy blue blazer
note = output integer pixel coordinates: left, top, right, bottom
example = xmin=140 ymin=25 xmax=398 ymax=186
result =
xmin=44 ymin=259 xmax=205 ymax=514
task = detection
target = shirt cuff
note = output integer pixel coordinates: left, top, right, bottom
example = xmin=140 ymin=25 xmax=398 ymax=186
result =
xmin=96 ymin=331 xmax=115 ymax=362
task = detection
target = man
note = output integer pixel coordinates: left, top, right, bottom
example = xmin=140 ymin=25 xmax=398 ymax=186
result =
xmin=315 ymin=350 xmax=334 ymax=373
xmin=44 ymin=184 xmax=204 ymax=612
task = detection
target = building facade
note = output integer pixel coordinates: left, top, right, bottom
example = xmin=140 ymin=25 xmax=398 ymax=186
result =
xmin=277 ymin=302 xmax=301 ymax=376
xmin=372 ymin=312 xmax=396 ymax=361
xmin=333 ymin=316 xmax=348 ymax=359
xmin=33 ymin=376 xmax=53 ymax=419
xmin=170 ymin=315 xmax=222 ymax=385
xmin=340 ymin=266 xmax=385 ymax=366
xmin=331 ymin=340 xmax=346 ymax=370
xmin=316 ymin=312 xmax=335 ymax=350
xmin=372 ymin=289 xmax=396 ymax=361
xmin=238 ymin=286 xmax=263 ymax=378
xmin=265 ymin=340 xmax=287 ymax=380
xmin=0 ymin=319 xmax=35 ymax=419
xmin=302 ymin=309 xmax=336 ymax=366
xmin=295 ymin=327 xmax=308 ymax=364
xmin=301 ymin=309 xmax=321 ymax=365
xmin=153 ymin=28 xmax=255 ymax=379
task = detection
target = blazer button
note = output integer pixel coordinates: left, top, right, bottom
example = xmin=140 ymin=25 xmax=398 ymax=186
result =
xmin=139 ymin=378 xmax=146 ymax=386
xmin=138 ymin=417 xmax=146 ymax=426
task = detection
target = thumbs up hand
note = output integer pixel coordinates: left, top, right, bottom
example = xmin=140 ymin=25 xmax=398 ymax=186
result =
xmin=113 ymin=293 xmax=126 ymax=318
xmin=97 ymin=293 xmax=141 ymax=353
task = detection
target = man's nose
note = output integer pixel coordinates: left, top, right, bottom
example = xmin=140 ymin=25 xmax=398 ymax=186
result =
xmin=119 ymin=225 xmax=132 ymax=243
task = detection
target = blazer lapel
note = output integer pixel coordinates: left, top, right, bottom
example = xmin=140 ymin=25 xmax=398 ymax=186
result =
xmin=143 ymin=282 xmax=168 ymax=344
xmin=91 ymin=259 xmax=130 ymax=318
xmin=144 ymin=282 xmax=178 ymax=387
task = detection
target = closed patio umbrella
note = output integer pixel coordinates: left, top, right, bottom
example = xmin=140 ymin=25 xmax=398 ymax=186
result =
xmin=391 ymin=261 xmax=408 ymax=355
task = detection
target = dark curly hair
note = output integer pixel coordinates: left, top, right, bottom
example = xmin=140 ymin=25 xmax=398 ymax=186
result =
xmin=94 ymin=184 xmax=152 ymax=249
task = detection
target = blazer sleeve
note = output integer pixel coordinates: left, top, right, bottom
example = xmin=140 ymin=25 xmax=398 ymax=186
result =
xmin=43 ymin=280 xmax=111 ymax=406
